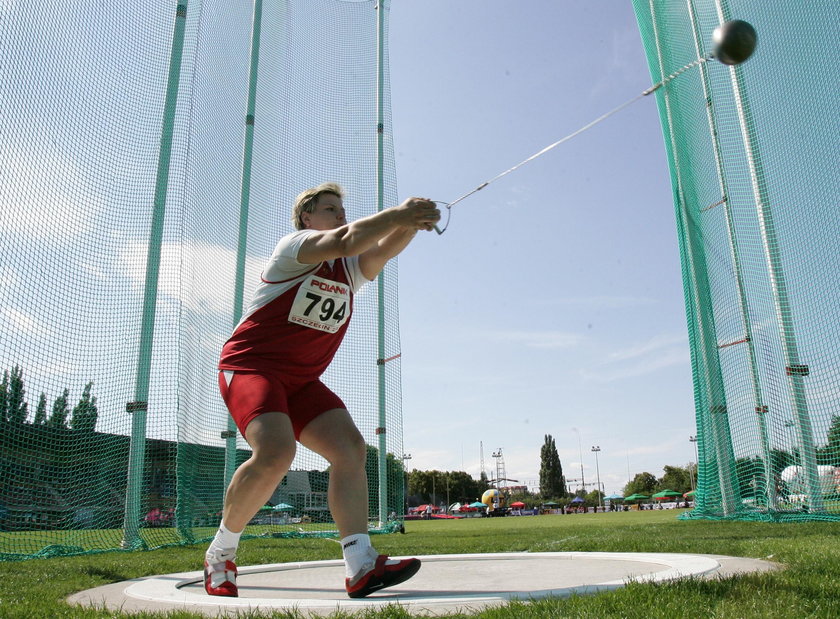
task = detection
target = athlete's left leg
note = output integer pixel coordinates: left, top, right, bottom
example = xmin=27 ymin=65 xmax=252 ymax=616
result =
xmin=298 ymin=408 xmax=368 ymax=537
xmin=299 ymin=408 xmax=421 ymax=598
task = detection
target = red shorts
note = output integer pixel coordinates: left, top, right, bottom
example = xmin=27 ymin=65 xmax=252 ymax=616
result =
xmin=218 ymin=370 xmax=345 ymax=440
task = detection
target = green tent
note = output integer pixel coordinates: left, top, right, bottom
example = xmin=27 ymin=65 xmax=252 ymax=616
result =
xmin=652 ymin=490 xmax=683 ymax=500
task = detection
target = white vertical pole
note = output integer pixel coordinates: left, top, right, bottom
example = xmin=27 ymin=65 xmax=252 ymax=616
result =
xmin=686 ymin=0 xmax=773 ymax=509
xmin=374 ymin=0 xmax=390 ymax=526
xmin=713 ymin=0 xmax=823 ymax=512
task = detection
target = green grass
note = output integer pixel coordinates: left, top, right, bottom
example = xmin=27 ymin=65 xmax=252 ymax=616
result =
xmin=1 ymin=510 xmax=839 ymax=617
xmin=0 ymin=522 xmax=355 ymax=558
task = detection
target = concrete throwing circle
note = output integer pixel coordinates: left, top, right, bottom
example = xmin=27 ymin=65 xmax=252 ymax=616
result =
xmin=69 ymin=552 xmax=777 ymax=616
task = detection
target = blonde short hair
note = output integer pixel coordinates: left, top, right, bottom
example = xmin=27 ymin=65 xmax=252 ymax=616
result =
xmin=291 ymin=182 xmax=345 ymax=230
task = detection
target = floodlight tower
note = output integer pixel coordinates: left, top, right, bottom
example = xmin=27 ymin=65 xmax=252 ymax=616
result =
xmin=491 ymin=448 xmax=506 ymax=489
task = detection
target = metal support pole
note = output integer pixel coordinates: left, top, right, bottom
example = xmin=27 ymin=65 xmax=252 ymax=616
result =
xmin=123 ymin=1 xmax=189 ymax=549
xmin=714 ymin=0 xmax=822 ymax=512
xmin=690 ymin=435 xmax=698 ymax=493
xmin=401 ymin=454 xmax=411 ymax=516
xmin=374 ymin=0 xmax=389 ymax=526
xmin=648 ymin=0 xmax=739 ymax=515
xmin=687 ymin=0 xmax=774 ymax=509
xmin=224 ymin=0 xmax=265 ymax=496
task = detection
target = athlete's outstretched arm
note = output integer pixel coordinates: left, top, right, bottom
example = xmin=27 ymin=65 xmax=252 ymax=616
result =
xmin=297 ymin=198 xmax=439 ymax=266
xmin=358 ymin=227 xmax=419 ymax=280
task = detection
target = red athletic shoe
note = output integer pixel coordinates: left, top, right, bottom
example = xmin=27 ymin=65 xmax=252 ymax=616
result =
xmin=204 ymin=558 xmax=238 ymax=597
xmin=345 ymin=554 xmax=421 ymax=598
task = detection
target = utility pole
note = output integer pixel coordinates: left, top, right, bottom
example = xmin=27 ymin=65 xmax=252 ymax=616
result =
xmin=689 ymin=436 xmax=698 ymax=492
xmin=591 ymin=446 xmax=602 ymax=510
xmin=572 ymin=428 xmax=585 ymax=491
xmin=446 ymin=477 xmax=450 ymax=509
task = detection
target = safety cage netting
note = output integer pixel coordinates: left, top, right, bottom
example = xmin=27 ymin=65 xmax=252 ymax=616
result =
xmin=0 ymin=0 xmax=406 ymax=560
xmin=633 ymin=0 xmax=839 ymax=521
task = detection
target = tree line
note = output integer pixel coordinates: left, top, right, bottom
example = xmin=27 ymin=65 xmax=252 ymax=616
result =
xmin=0 ymin=365 xmax=99 ymax=432
xmin=624 ymin=466 xmax=694 ymax=497
xmin=405 ymin=433 xmax=685 ymax=507
xmin=405 ymin=435 xmax=571 ymax=506
xmin=406 ymin=420 xmax=840 ymax=509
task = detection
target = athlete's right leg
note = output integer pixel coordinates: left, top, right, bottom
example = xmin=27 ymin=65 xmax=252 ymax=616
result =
xmin=205 ymin=412 xmax=296 ymax=596
xmin=223 ymin=412 xmax=297 ymax=531
xmin=298 ymin=406 xmax=419 ymax=599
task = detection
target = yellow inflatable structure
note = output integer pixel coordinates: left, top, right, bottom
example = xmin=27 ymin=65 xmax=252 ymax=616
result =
xmin=481 ymin=488 xmax=504 ymax=508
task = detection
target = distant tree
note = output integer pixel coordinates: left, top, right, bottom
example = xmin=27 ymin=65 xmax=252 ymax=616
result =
xmin=33 ymin=393 xmax=48 ymax=426
xmin=476 ymin=471 xmax=490 ymax=498
xmin=585 ymin=488 xmax=604 ymax=506
xmin=0 ymin=369 xmax=8 ymax=422
xmin=506 ymin=488 xmax=533 ymax=505
xmin=818 ymin=415 xmax=840 ymax=466
xmin=70 ymin=381 xmax=98 ymax=432
xmin=625 ymin=472 xmax=657 ymax=496
xmin=407 ymin=469 xmax=438 ymax=503
xmin=658 ymin=465 xmax=692 ymax=494
xmin=539 ymin=434 xmax=566 ymax=499
xmin=429 ymin=470 xmax=446 ymax=505
xmin=6 ymin=365 xmax=28 ymax=424
xmin=360 ymin=445 xmax=404 ymax=516
xmin=770 ymin=448 xmax=795 ymax=472
xmin=407 ymin=469 xmax=485 ymax=505
xmin=446 ymin=471 xmax=484 ymax=504
xmin=828 ymin=415 xmax=840 ymax=447
xmin=47 ymin=387 xmax=70 ymax=428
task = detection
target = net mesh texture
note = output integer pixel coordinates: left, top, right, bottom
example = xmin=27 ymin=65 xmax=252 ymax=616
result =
xmin=633 ymin=0 xmax=839 ymax=521
xmin=0 ymin=0 xmax=405 ymax=560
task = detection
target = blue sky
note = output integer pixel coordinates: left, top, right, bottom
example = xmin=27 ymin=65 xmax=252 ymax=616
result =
xmin=387 ymin=1 xmax=699 ymax=494
xmin=0 ymin=0 xmax=701 ymax=497
xmin=1 ymin=0 xmax=836 ymax=510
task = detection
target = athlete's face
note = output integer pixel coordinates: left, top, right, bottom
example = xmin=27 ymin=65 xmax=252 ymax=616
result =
xmin=302 ymin=193 xmax=346 ymax=230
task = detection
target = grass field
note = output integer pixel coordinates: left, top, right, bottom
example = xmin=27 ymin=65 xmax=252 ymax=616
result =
xmin=1 ymin=509 xmax=839 ymax=617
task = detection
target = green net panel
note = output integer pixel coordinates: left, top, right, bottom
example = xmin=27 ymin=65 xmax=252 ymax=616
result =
xmin=633 ymin=0 xmax=839 ymax=521
xmin=0 ymin=0 xmax=406 ymax=560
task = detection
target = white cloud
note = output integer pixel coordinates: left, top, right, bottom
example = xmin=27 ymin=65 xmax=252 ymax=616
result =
xmin=404 ymin=447 xmax=461 ymax=474
xmin=0 ymin=141 xmax=102 ymax=240
xmin=489 ymin=330 xmax=584 ymax=349
xmin=117 ymin=240 xmax=263 ymax=316
xmin=606 ymin=333 xmax=688 ymax=362
xmin=0 ymin=307 xmax=49 ymax=339
xmin=580 ymin=332 xmax=690 ymax=382
xmin=0 ymin=265 xmax=17 ymax=288
xmin=589 ymin=19 xmax=644 ymax=99
xmin=549 ymin=296 xmax=658 ymax=310
xmin=78 ymin=260 xmax=108 ymax=281
xmin=626 ymin=437 xmax=688 ymax=458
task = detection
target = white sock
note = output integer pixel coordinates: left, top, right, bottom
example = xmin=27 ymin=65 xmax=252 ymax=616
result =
xmin=206 ymin=522 xmax=242 ymax=564
xmin=341 ymin=534 xmax=402 ymax=578
xmin=341 ymin=533 xmax=374 ymax=578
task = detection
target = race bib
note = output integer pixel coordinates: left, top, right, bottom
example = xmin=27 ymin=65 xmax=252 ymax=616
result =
xmin=288 ymin=273 xmax=350 ymax=333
